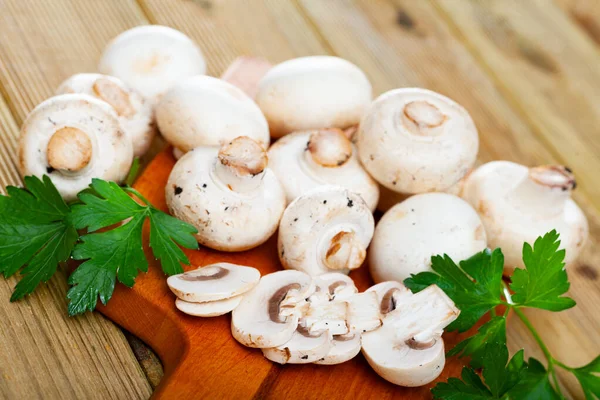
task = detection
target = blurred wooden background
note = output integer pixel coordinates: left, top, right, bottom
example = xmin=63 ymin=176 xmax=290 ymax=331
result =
xmin=0 ymin=0 xmax=599 ymax=398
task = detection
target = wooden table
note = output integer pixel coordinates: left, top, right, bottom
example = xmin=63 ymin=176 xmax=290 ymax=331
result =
xmin=0 ymin=0 xmax=598 ymax=399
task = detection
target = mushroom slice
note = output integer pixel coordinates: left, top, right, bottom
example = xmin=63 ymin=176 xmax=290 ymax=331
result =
xmin=278 ymin=186 xmax=375 ymax=276
xmin=299 ymin=300 xmax=349 ymax=336
xmin=315 ymin=333 xmax=361 ymax=365
xmin=314 ymin=272 xmax=358 ymax=301
xmin=231 ymin=270 xmax=315 ymax=348
xmin=156 ymin=75 xmax=270 ymax=155
xmin=175 ymin=296 xmax=243 ymax=317
xmin=346 ymin=292 xmax=382 ymax=333
xmin=262 ymin=328 xmax=332 ymax=364
xmin=268 ymin=129 xmax=379 ymax=211
xmin=256 ymin=56 xmax=372 ymax=138
xmin=357 ymin=88 xmax=478 ymax=195
xmin=166 ymin=136 xmax=286 ymax=252
xmin=369 ymin=193 xmax=487 ymax=283
xmin=56 ymin=73 xmax=155 ymax=157
xmin=462 ymin=161 xmax=588 ymax=270
xmin=167 ymin=263 xmax=260 ymax=303
xmin=98 ymin=25 xmax=206 ymax=102
xmin=19 ymin=94 xmax=133 ymax=201
xmin=366 ymin=281 xmax=412 ymax=315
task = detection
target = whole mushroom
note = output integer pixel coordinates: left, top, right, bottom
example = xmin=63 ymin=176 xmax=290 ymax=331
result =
xmin=156 ymin=75 xmax=270 ymax=156
xmin=462 ymin=161 xmax=588 ymax=269
xmin=165 ymin=136 xmax=285 ymax=252
xmin=98 ymin=25 xmax=206 ymax=102
xmin=267 ymin=128 xmax=379 ymax=211
xmin=369 ymin=192 xmax=487 ymax=283
xmin=278 ymin=186 xmax=375 ymax=276
xmin=357 ymin=88 xmax=478 ymax=196
xmin=19 ymin=94 xmax=133 ymax=201
xmin=255 ymin=56 xmax=372 ymax=138
xmin=56 ymin=73 xmax=155 ymax=157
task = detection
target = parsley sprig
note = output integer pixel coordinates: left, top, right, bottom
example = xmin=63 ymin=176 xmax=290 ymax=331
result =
xmin=405 ymin=231 xmax=600 ymax=399
xmin=0 ymin=175 xmax=198 ymax=316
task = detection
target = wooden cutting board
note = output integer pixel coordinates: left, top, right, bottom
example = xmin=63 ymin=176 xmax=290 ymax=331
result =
xmin=96 ymin=57 xmax=477 ymax=400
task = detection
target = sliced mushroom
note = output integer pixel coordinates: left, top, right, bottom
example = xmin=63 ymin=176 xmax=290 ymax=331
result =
xmin=175 ymin=296 xmax=243 ymax=317
xmin=313 ymin=272 xmax=358 ymax=302
xmin=299 ymin=299 xmax=349 ymax=336
xmin=156 ymin=75 xmax=270 ymax=156
xmin=366 ymin=281 xmax=412 ymax=315
xmin=262 ymin=329 xmax=332 ymax=364
xmin=357 ymin=88 xmax=478 ymax=196
xmin=369 ymin=192 xmax=487 ymax=283
xmin=166 ymin=136 xmax=286 ymax=251
xmin=267 ymin=129 xmax=379 ymax=211
xmin=167 ymin=263 xmax=260 ymax=303
xmin=256 ymin=56 xmax=372 ymax=138
xmin=278 ymin=186 xmax=375 ymax=276
xmin=345 ymin=292 xmax=382 ymax=333
xmin=314 ymin=333 xmax=362 ymax=365
xmin=462 ymin=161 xmax=588 ymax=269
xmin=19 ymin=94 xmax=133 ymax=201
xmin=98 ymin=25 xmax=206 ymax=102
xmin=56 ymin=73 xmax=155 ymax=157
xmin=231 ymin=270 xmax=315 ymax=348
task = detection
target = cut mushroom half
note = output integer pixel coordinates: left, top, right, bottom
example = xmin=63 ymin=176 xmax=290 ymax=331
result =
xmin=166 ymin=136 xmax=286 ymax=251
xmin=56 ymin=73 xmax=155 ymax=157
xmin=175 ymin=295 xmax=243 ymax=317
xmin=278 ymin=186 xmax=375 ymax=276
xmin=262 ymin=328 xmax=332 ymax=364
xmin=98 ymin=25 xmax=206 ymax=102
xmin=19 ymin=94 xmax=133 ymax=201
xmin=462 ymin=161 xmax=588 ymax=270
xmin=267 ymin=128 xmax=379 ymax=211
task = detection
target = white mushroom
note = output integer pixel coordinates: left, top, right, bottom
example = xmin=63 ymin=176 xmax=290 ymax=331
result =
xmin=165 ymin=136 xmax=286 ymax=251
xmin=345 ymin=292 xmax=382 ymax=333
xmin=462 ymin=161 xmax=588 ymax=270
xmin=369 ymin=192 xmax=487 ymax=283
xmin=262 ymin=328 xmax=332 ymax=364
xmin=255 ymin=56 xmax=372 ymax=138
xmin=362 ymin=284 xmax=459 ymax=387
xmin=314 ymin=333 xmax=361 ymax=366
xmin=267 ymin=128 xmax=379 ymax=211
xmin=98 ymin=25 xmax=206 ymax=102
xmin=19 ymin=94 xmax=133 ymax=201
xmin=278 ymin=186 xmax=375 ymax=276
xmin=357 ymin=88 xmax=478 ymax=195
xmin=56 ymin=73 xmax=155 ymax=157
xmin=175 ymin=296 xmax=243 ymax=317
xmin=231 ymin=270 xmax=315 ymax=348
xmin=156 ymin=75 xmax=270 ymax=156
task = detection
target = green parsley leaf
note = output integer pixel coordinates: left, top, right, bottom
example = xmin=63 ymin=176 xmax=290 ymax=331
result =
xmin=404 ymin=248 xmax=504 ymax=332
xmin=432 ymin=367 xmax=493 ymax=399
xmin=510 ymin=230 xmax=576 ymax=311
xmin=0 ymin=176 xmax=77 ymax=301
xmin=507 ymin=358 xmax=561 ymax=400
xmin=572 ymin=356 xmax=600 ymax=399
xmin=448 ymin=316 xmax=507 ymax=369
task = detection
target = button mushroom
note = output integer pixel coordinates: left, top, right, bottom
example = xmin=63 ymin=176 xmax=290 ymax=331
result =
xmin=362 ymin=284 xmax=460 ymax=387
xmin=98 ymin=25 xmax=206 ymax=102
xmin=165 ymin=136 xmax=286 ymax=251
xmin=356 ymin=88 xmax=478 ymax=197
xmin=175 ymin=296 xmax=243 ymax=318
xmin=267 ymin=128 xmax=379 ymax=211
xmin=278 ymin=186 xmax=375 ymax=276
xmin=19 ymin=94 xmax=133 ymax=201
xmin=56 ymin=73 xmax=155 ymax=157
xmin=255 ymin=56 xmax=372 ymax=138
xmin=369 ymin=192 xmax=487 ymax=283
xmin=262 ymin=329 xmax=332 ymax=364
xmin=156 ymin=75 xmax=270 ymax=156
xmin=462 ymin=161 xmax=589 ymax=270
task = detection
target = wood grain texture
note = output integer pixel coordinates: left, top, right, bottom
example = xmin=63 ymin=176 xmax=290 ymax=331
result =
xmin=555 ymin=0 xmax=600 ymax=47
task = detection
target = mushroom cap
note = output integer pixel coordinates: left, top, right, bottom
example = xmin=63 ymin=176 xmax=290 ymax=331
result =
xmin=167 ymin=263 xmax=260 ymax=302
xmin=255 ymin=56 xmax=372 ymax=138
xmin=231 ymin=270 xmax=315 ymax=348
xmin=369 ymin=192 xmax=487 ymax=283
xmin=262 ymin=330 xmax=332 ymax=364
xmin=156 ymin=75 xmax=270 ymax=153
xmin=56 ymin=73 xmax=155 ymax=157
xmin=278 ymin=185 xmax=375 ymax=276
xmin=357 ymin=88 xmax=478 ymax=194
xmin=19 ymin=94 xmax=133 ymax=201
xmin=98 ymin=25 xmax=206 ymax=101
xmin=165 ymin=144 xmax=285 ymax=251
xmin=314 ymin=332 xmax=362 ymax=365
xmin=267 ymin=129 xmax=379 ymax=211
xmin=175 ymin=295 xmax=243 ymax=317
xmin=462 ymin=161 xmax=588 ymax=269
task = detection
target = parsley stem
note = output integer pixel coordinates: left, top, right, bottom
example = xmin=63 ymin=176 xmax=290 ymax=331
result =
xmin=123 ymin=187 xmax=151 ymax=206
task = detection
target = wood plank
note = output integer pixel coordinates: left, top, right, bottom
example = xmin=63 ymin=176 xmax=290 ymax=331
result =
xmin=555 ymin=0 xmax=600 ymax=47
xmin=0 ymin=0 xmax=152 ymax=398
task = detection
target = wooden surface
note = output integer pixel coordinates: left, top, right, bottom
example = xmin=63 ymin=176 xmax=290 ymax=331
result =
xmin=0 ymin=0 xmax=597 ymax=399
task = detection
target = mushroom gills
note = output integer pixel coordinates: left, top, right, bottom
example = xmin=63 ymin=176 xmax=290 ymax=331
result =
xmin=175 ymin=295 xmax=243 ymax=317
xmin=262 ymin=329 xmax=332 ymax=364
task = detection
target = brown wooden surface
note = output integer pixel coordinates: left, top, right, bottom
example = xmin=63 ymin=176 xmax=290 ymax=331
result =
xmin=0 ymin=1 xmax=598 ymax=399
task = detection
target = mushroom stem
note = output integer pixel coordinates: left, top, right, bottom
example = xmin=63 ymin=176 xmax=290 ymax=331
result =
xmin=401 ymin=100 xmax=447 ymax=137
xmin=323 ymin=231 xmax=367 ymax=271
xmin=304 ymin=129 xmax=353 ymax=169
xmin=214 ymin=136 xmax=268 ymax=193
xmin=46 ymin=127 xmax=93 ymax=173
xmin=507 ymin=165 xmax=575 ymax=217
